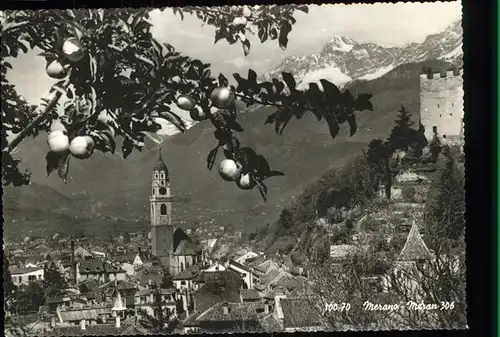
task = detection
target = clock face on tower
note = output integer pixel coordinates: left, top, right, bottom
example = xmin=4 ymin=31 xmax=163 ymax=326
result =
xmin=159 ymin=187 xmax=167 ymax=195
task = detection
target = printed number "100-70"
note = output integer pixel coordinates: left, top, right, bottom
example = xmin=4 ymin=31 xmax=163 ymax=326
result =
xmin=440 ymin=301 xmax=455 ymax=310
xmin=324 ymin=302 xmax=351 ymax=312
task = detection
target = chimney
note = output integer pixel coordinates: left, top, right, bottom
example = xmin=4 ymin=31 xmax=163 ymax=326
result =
xmin=71 ymin=240 xmax=77 ymax=285
xmin=274 ymin=296 xmax=285 ymax=326
xmin=115 ymin=314 xmax=121 ymax=328
xmin=264 ymin=300 xmax=270 ymax=314
xmin=222 ymin=302 xmax=229 ymax=315
xmin=80 ymin=319 xmax=86 ymax=330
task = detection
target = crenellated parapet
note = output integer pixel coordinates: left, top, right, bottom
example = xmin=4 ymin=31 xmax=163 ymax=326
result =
xmin=420 ymin=68 xmax=463 ymax=80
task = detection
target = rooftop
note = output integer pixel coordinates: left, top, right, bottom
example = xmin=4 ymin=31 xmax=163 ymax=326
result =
xmin=398 ymin=222 xmax=432 ymax=261
xmin=279 ymin=298 xmax=325 ymax=329
xmin=9 ymin=266 xmax=43 ymax=274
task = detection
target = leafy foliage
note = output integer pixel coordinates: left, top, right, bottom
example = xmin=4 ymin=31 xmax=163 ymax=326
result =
xmin=424 ymin=146 xmax=465 ymax=241
xmin=1 ymin=7 xmax=372 ymax=202
xmin=14 ymin=281 xmax=46 ymax=314
xmin=43 ymin=260 xmax=68 ymax=298
xmin=137 ymin=287 xmax=177 ymax=333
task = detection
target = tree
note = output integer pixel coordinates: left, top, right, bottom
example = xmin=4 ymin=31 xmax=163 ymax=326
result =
xmin=277 ymin=207 xmax=294 ymax=231
xmin=388 ymin=106 xmax=414 ymax=151
xmin=14 ymin=282 xmax=46 ymax=314
xmin=160 ymin=271 xmax=174 ymax=289
xmin=366 ymin=139 xmax=393 ymax=199
xmin=1 ymin=7 xmax=373 ymax=202
xmin=43 ymin=261 xmax=68 ymax=298
xmin=3 ymin=254 xmax=16 ymax=300
xmin=138 ymin=287 xmax=178 ymax=333
xmin=424 ymin=147 xmax=465 ymax=241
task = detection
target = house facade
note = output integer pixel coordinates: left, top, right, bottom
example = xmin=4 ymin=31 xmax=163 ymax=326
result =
xmin=10 ymin=266 xmax=44 ymax=286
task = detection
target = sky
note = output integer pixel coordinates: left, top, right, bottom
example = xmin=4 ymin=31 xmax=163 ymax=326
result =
xmin=6 ymin=2 xmax=461 ymax=110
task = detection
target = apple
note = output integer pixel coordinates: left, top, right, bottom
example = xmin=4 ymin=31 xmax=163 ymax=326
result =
xmin=47 ymin=130 xmax=70 ymax=153
xmin=232 ymin=17 xmax=247 ymax=26
xmin=242 ymin=6 xmax=252 ymax=17
xmin=46 ymin=60 xmax=67 ymax=79
xmin=62 ymin=37 xmax=85 ymax=63
xmin=210 ymin=87 xmax=235 ymax=109
xmin=236 ymin=173 xmax=256 ymax=190
xmin=69 ymin=136 xmax=95 ymax=159
xmin=189 ymin=106 xmax=208 ymax=122
xmin=176 ymin=95 xmax=195 ymax=111
xmin=219 ymin=159 xmax=242 ymax=182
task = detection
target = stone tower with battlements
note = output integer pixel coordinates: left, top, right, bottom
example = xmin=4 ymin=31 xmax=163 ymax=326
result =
xmin=419 ymin=69 xmax=464 ymax=144
xmin=150 ymin=149 xmax=174 ymax=269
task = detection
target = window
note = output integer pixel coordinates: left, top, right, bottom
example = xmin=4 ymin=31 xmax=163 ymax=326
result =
xmin=242 ymin=273 xmax=246 ymax=278
xmin=155 ymin=174 xmax=159 ymax=179
xmin=159 ymin=187 xmax=167 ymax=195
xmin=437 ymin=104 xmax=440 ymax=108
xmin=181 ymin=281 xmax=186 ymax=285
xmin=18 ymin=276 xmax=22 ymax=283
xmin=38 ymin=275 xmax=42 ymax=279
xmin=452 ymin=103 xmax=454 ymax=107
xmin=160 ymin=173 xmax=164 ymax=179
xmin=160 ymin=204 xmax=167 ymax=215
xmin=152 ymin=188 xmax=155 ymax=196
xmin=28 ymin=275 xmax=36 ymax=281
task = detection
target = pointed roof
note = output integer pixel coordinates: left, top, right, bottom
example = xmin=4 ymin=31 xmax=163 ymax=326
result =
xmin=153 ymin=148 xmax=169 ymax=174
xmin=112 ymin=291 xmax=126 ymax=311
xmin=398 ymin=221 xmax=432 ymax=261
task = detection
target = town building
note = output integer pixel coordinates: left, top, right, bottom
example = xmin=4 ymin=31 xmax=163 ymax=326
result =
xmin=10 ymin=266 xmax=44 ymax=286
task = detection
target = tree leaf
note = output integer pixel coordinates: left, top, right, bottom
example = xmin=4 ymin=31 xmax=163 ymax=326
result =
xmin=95 ymin=131 xmax=116 ymax=154
xmin=265 ymin=112 xmax=277 ymax=124
xmin=278 ymin=21 xmax=292 ymax=50
xmin=268 ymin=170 xmax=285 ymax=178
xmin=228 ymin=120 xmax=244 ymax=132
xmin=46 ymin=151 xmax=67 ymax=177
xmin=322 ymin=112 xmax=340 ymax=139
xmin=320 ymin=79 xmax=340 ymax=98
xmin=281 ymin=72 xmax=296 ymax=91
xmin=122 ymin=138 xmax=134 ymax=159
xmin=247 ymin=69 xmax=258 ymax=86
xmin=57 ymin=153 xmax=71 ymax=183
xmin=242 ymin=39 xmax=251 ymax=56
xmin=258 ymin=26 xmax=269 ymax=43
xmin=256 ymin=155 xmax=271 ymax=177
xmin=218 ymin=73 xmax=229 ymax=87
xmin=346 ymin=114 xmax=357 ymax=137
xmin=256 ymin=180 xmax=268 ymax=203
xmin=214 ymin=28 xmax=226 ymax=44
xmin=157 ymin=108 xmax=187 ymax=133
xmin=207 ymin=146 xmax=219 ymax=170
xmin=296 ymin=5 xmax=309 ymax=13
xmin=355 ymin=93 xmax=374 ymax=111
xmin=275 ymin=109 xmax=295 ymax=134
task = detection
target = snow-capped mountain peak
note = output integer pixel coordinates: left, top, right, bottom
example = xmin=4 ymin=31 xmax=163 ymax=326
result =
xmin=261 ymin=19 xmax=463 ymax=88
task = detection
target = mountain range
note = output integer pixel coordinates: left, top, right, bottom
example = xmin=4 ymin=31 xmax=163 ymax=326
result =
xmin=2 ymin=21 xmax=463 ymax=240
xmin=260 ymin=20 xmax=462 ymax=88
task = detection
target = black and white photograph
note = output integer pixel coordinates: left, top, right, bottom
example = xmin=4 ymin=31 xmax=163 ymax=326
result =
xmin=2 ymin=2 xmax=466 ymax=335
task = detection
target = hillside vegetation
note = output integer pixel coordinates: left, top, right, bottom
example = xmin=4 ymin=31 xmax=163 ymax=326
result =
xmin=3 ymin=60 xmax=457 ymax=239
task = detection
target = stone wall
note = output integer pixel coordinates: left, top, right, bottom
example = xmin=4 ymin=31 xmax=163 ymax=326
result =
xmin=419 ymin=69 xmax=464 ymax=142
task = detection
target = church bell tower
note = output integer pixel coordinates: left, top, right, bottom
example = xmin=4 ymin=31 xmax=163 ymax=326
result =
xmin=150 ymin=149 xmax=174 ymax=269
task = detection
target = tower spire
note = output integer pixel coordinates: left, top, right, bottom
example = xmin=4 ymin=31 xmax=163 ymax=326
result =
xmin=153 ymin=147 xmax=168 ymax=175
